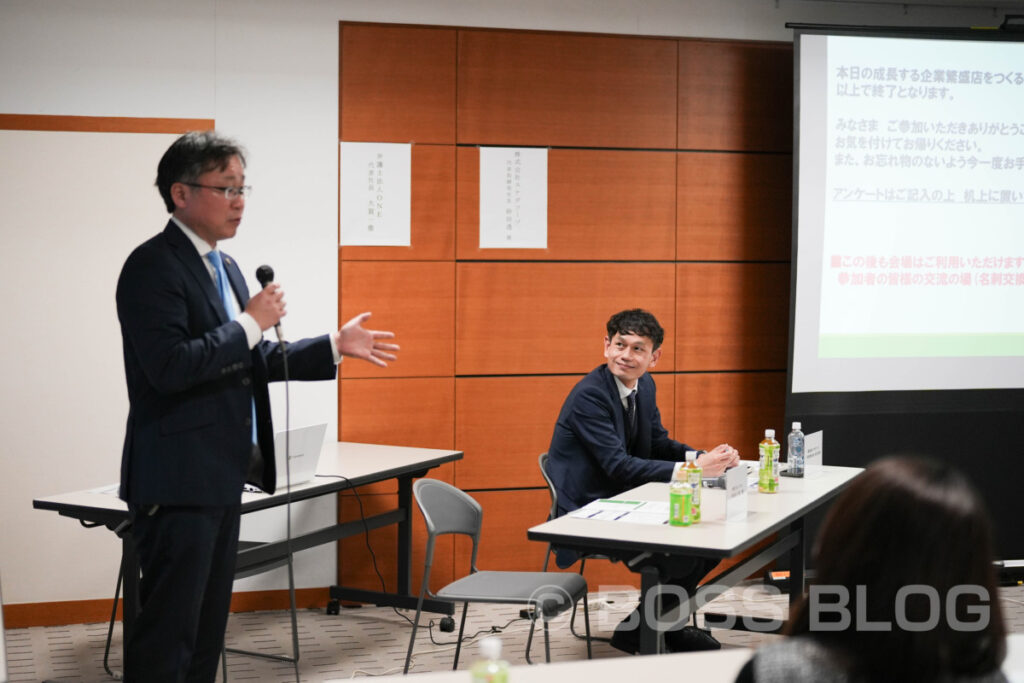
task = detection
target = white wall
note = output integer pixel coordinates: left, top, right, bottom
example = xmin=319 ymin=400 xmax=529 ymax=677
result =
xmin=0 ymin=0 xmax=1009 ymax=607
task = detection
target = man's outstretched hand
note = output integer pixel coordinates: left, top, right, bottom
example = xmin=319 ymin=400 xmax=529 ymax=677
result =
xmin=335 ymin=312 xmax=399 ymax=367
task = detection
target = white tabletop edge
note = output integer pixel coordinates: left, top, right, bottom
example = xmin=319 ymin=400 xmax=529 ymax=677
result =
xmin=527 ymin=465 xmax=863 ymax=557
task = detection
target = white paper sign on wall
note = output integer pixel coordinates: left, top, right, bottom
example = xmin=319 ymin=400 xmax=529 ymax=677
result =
xmin=339 ymin=141 xmax=411 ymax=247
xmin=479 ymin=147 xmax=548 ymax=249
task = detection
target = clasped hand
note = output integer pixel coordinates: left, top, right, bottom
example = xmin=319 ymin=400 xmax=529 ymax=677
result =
xmin=698 ymin=443 xmax=741 ymax=478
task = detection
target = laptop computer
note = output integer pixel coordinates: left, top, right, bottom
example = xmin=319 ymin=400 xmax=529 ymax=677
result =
xmin=274 ymin=423 xmax=328 ymax=490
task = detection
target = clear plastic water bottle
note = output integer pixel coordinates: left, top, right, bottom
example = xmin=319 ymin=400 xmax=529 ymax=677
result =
xmin=470 ymin=636 xmax=509 ymax=683
xmin=788 ymin=421 xmax=805 ymax=477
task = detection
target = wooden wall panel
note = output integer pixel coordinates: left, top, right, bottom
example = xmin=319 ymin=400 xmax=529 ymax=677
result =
xmin=457 ymin=30 xmax=677 ymax=148
xmin=334 ymin=23 xmax=798 ymax=587
xmin=339 ymin=377 xmax=455 ymax=495
xmin=338 ymin=492 xmax=455 ymax=598
xmin=340 ymin=24 xmax=456 ymax=143
xmin=674 ymin=372 xmax=787 ymax=459
xmin=455 ymin=489 xmax=556 ymax=573
xmin=340 ymin=144 xmax=455 ymax=261
xmin=456 ymin=263 xmax=676 ymax=376
xmin=456 ymin=148 xmax=676 ymax=261
xmin=650 ymin=373 xmax=676 ymax=443
xmin=677 ymin=40 xmax=793 ymax=152
xmin=675 ymin=263 xmax=789 ymax=371
xmin=455 ymin=376 xmax=578 ymax=489
xmin=339 ymin=261 xmax=454 ymax=378
xmin=456 ymin=374 xmax=674 ymax=490
xmin=677 ymin=152 xmax=792 ymax=261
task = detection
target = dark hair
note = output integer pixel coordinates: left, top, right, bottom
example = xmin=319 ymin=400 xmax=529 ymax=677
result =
xmin=787 ymin=456 xmax=1005 ymax=682
xmin=155 ymin=131 xmax=246 ymax=212
xmin=606 ymin=309 xmax=664 ymax=350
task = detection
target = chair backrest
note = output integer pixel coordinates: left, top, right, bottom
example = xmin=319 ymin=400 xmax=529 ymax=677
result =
xmin=413 ymin=478 xmax=485 ymax=580
xmin=537 ymin=453 xmax=561 ymax=572
xmin=538 ymin=452 xmax=558 ymax=521
xmin=413 ymin=478 xmax=482 ymax=538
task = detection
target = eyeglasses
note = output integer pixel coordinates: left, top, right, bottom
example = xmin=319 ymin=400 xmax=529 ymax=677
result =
xmin=182 ymin=182 xmax=253 ymax=200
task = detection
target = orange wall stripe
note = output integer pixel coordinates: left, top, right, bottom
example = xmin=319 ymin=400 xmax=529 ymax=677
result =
xmin=4 ymin=588 xmax=326 ymax=629
xmin=0 ymin=114 xmax=214 ymax=134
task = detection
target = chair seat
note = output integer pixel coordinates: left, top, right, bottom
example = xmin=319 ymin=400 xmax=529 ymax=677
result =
xmin=437 ymin=571 xmax=587 ymax=618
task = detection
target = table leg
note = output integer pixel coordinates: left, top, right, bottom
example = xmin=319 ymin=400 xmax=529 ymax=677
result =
xmin=397 ymin=476 xmax=412 ymax=596
xmin=121 ymin=534 xmax=140 ymax=643
xmin=638 ymin=565 xmax=661 ymax=655
xmin=789 ymin=517 xmax=806 ymax=609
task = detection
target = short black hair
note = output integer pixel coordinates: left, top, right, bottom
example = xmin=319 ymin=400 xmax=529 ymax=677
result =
xmin=155 ymin=131 xmax=246 ymax=212
xmin=605 ymin=309 xmax=664 ymax=350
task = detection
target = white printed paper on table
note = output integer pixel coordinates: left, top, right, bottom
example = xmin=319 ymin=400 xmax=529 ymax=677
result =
xmin=569 ymin=499 xmax=669 ymax=526
xmin=339 ymin=142 xmax=411 ymax=247
xmin=479 ymin=147 xmax=547 ymax=249
xmin=804 ymin=431 xmax=824 ymax=479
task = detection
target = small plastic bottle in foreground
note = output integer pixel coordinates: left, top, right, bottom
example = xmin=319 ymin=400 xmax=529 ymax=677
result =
xmin=470 ymin=636 xmax=509 ymax=683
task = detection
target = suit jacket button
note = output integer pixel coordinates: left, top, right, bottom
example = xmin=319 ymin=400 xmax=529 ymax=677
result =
xmin=241 ymin=377 xmax=251 ymax=386
xmin=244 ymin=417 xmax=252 ymax=427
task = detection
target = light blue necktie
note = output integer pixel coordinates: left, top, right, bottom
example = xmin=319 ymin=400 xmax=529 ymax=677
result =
xmin=207 ymin=250 xmax=258 ymax=444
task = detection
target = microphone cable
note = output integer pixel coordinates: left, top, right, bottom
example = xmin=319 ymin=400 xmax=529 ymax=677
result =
xmin=254 ymin=264 xmax=300 ymax=683
xmin=279 ymin=337 xmax=300 ymax=683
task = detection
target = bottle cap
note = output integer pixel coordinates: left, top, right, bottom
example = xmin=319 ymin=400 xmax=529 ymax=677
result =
xmin=685 ymin=450 xmax=697 ymax=462
xmin=479 ymin=636 xmax=502 ymax=660
xmin=792 ymin=421 xmax=801 ymax=430
xmin=765 ymin=428 xmax=775 ymax=438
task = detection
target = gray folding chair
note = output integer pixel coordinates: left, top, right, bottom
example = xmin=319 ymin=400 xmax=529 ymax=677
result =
xmin=403 ymin=478 xmax=591 ymax=674
xmin=538 ymin=452 xmax=608 ymax=644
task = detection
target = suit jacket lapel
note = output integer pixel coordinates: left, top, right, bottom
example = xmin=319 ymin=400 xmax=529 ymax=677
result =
xmin=221 ymin=253 xmax=250 ymax=312
xmin=163 ymin=221 xmax=230 ymax=325
xmin=599 ymin=366 xmax=629 ymax=444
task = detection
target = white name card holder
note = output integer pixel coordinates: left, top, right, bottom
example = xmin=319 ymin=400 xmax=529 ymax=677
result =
xmin=804 ymin=430 xmax=824 ymax=479
xmin=725 ymin=465 xmax=748 ymax=522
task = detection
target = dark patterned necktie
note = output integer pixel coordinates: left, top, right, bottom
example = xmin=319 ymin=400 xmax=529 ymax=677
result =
xmin=625 ymin=390 xmax=637 ymax=453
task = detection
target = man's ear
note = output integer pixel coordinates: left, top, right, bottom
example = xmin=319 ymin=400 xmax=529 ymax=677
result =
xmin=649 ymin=347 xmax=662 ymax=369
xmin=170 ymin=182 xmax=189 ymax=209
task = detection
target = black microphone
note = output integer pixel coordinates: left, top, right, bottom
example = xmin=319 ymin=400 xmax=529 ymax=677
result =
xmin=255 ymin=265 xmax=284 ymax=341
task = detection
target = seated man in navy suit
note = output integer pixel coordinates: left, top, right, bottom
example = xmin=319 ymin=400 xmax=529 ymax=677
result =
xmin=547 ymin=308 xmax=740 ymax=654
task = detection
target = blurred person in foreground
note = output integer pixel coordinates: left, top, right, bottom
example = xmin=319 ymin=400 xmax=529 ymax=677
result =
xmin=736 ymin=455 xmax=1006 ymax=683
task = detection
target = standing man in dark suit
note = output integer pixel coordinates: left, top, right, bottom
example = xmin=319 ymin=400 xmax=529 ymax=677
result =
xmin=547 ymin=308 xmax=739 ymax=653
xmin=116 ymin=131 xmax=399 ymax=682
